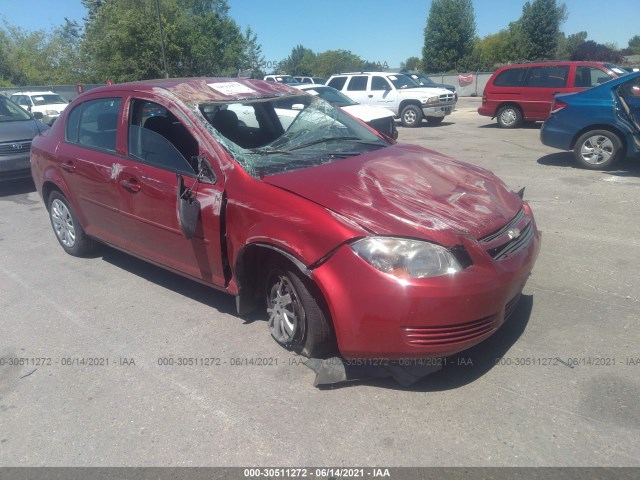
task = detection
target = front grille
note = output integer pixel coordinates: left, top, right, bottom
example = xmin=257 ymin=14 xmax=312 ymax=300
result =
xmin=0 ymin=140 xmax=31 ymax=156
xmin=439 ymin=93 xmax=456 ymax=103
xmin=480 ymin=209 xmax=533 ymax=261
xmin=402 ymin=315 xmax=498 ymax=347
xmin=504 ymin=293 xmax=522 ymax=320
xmin=486 ymin=222 xmax=533 ymax=260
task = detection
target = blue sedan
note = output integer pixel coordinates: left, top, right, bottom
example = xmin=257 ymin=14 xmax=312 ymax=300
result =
xmin=540 ymin=71 xmax=640 ymax=169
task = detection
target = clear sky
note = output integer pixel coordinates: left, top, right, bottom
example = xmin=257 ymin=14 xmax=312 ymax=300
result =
xmin=1 ymin=0 xmax=637 ymax=67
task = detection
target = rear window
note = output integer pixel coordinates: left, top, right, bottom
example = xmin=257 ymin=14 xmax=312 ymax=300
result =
xmin=65 ymin=98 xmax=121 ymax=151
xmin=493 ymin=68 xmax=528 ymax=87
xmin=347 ymin=76 xmax=368 ymax=91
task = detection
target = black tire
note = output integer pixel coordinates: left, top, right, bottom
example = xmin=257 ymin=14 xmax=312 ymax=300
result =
xmin=426 ymin=116 xmax=444 ymax=125
xmin=48 ymin=191 xmax=96 ymax=257
xmin=497 ymin=105 xmax=523 ymax=128
xmin=400 ymin=104 xmax=422 ymax=128
xmin=573 ymin=130 xmax=623 ymax=170
xmin=265 ymin=262 xmax=334 ymax=358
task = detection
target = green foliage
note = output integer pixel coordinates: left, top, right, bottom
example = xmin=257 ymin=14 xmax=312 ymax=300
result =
xmin=556 ymin=31 xmax=587 ymax=59
xmin=422 ymin=0 xmax=476 ymax=72
xmin=570 ymin=40 xmax=623 ymax=63
xmin=279 ymin=45 xmax=316 ymax=76
xmin=311 ymin=50 xmax=363 ymax=78
xmin=400 ymin=56 xmax=423 ymax=71
xmin=629 ymin=35 xmax=640 ymax=54
xmin=81 ymin=0 xmax=245 ymax=82
xmin=239 ymin=26 xmax=265 ymax=78
xmin=519 ymin=0 xmax=566 ymax=60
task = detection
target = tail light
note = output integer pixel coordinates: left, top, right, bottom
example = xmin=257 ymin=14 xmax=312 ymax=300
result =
xmin=482 ymin=94 xmax=487 ymax=104
xmin=550 ymin=100 xmax=568 ymax=114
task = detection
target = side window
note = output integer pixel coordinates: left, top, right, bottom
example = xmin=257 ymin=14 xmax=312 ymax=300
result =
xmin=371 ymin=76 xmax=391 ymax=91
xmin=327 ymin=76 xmax=347 ymax=90
xmin=347 ymin=76 xmax=368 ymax=91
xmin=493 ymin=68 xmax=527 ymax=87
xmin=576 ymin=66 xmax=614 ymax=87
xmin=65 ymin=97 xmax=121 ymax=152
xmin=128 ymin=99 xmax=198 ymax=175
xmin=525 ymin=66 xmax=569 ymax=88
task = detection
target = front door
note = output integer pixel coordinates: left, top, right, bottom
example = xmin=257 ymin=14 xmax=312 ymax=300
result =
xmin=117 ymin=96 xmax=226 ymax=287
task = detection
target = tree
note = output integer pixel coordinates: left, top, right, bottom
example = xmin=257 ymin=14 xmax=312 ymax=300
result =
xmin=279 ymin=45 xmax=316 ymax=76
xmin=628 ymin=35 xmax=640 ymax=55
xmin=238 ymin=26 xmax=264 ymax=78
xmin=312 ymin=50 xmax=363 ymax=78
xmin=400 ymin=56 xmax=423 ymax=71
xmin=556 ymin=31 xmax=587 ymax=60
xmin=80 ymin=0 xmax=245 ymax=82
xmin=519 ymin=0 xmax=567 ymax=60
xmin=422 ymin=0 xmax=476 ymax=72
xmin=571 ymin=41 xmax=623 ymax=63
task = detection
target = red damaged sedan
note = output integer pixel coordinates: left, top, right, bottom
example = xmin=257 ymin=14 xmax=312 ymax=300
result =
xmin=31 ymin=78 xmax=540 ymax=360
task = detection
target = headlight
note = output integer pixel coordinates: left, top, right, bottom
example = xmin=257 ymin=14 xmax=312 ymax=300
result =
xmin=422 ymin=96 xmax=439 ymax=105
xmin=350 ymin=237 xmax=461 ymax=279
xmin=45 ymin=110 xmax=58 ymax=115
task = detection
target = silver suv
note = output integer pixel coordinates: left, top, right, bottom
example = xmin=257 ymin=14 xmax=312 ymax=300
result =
xmin=326 ymin=72 xmax=455 ymax=127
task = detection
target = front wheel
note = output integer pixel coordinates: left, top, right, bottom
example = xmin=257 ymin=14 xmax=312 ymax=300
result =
xmin=400 ymin=105 xmax=422 ymax=128
xmin=265 ymin=263 xmax=334 ymax=358
xmin=573 ymin=130 xmax=623 ymax=170
xmin=48 ymin=191 xmax=96 ymax=256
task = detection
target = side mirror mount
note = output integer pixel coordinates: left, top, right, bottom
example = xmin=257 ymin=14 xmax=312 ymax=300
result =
xmin=33 ymin=112 xmax=44 ymax=120
xmin=176 ymin=174 xmax=200 ymax=239
xmin=195 ymin=156 xmax=217 ymax=185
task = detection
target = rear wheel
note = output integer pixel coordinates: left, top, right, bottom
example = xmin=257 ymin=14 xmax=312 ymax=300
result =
xmin=573 ymin=130 xmax=622 ymax=170
xmin=48 ymin=191 xmax=96 ymax=257
xmin=265 ymin=262 xmax=334 ymax=358
xmin=497 ymin=105 xmax=522 ymax=128
xmin=400 ymin=105 xmax=422 ymax=128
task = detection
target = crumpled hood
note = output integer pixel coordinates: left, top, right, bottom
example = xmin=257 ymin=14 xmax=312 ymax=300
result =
xmin=262 ymin=144 xmax=523 ymax=243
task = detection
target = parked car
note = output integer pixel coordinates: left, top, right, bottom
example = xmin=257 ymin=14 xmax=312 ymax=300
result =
xmin=327 ymin=72 xmax=455 ymax=127
xmin=294 ymin=76 xmax=326 ymax=84
xmin=478 ymin=61 xmax=627 ymax=128
xmin=403 ymin=71 xmax=458 ymax=100
xmin=0 ymin=95 xmax=49 ymax=182
xmin=540 ymin=72 xmax=640 ymax=170
xmin=31 ymin=78 xmax=540 ymax=360
xmin=263 ymin=74 xmax=300 ymax=85
xmin=293 ymin=84 xmax=398 ymax=139
xmin=10 ymin=91 xmax=69 ymax=125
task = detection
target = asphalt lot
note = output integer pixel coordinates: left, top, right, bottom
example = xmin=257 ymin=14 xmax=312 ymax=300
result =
xmin=1 ymin=97 xmax=639 ymax=467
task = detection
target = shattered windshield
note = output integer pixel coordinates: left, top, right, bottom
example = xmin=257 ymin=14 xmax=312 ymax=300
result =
xmin=199 ymin=94 xmax=388 ymax=177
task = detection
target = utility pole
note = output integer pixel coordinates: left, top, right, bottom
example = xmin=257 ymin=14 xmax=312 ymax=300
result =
xmin=154 ymin=0 xmax=169 ymax=78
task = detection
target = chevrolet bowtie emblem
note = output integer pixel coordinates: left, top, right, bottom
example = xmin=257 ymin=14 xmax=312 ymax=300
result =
xmin=507 ymin=228 xmax=521 ymax=240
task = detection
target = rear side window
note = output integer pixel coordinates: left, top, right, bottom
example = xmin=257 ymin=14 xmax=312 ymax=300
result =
xmin=575 ymin=66 xmax=615 ymax=87
xmin=525 ymin=66 xmax=569 ymax=88
xmin=327 ymin=76 xmax=347 ymax=90
xmin=347 ymin=76 xmax=368 ymax=91
xmin=493 ymin=68 xmax=528 ymax=87
xmin=65 ymin=98 xmax=121 ymax=152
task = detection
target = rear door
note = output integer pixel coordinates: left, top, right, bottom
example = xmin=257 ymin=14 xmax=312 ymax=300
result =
xmin=343 ymin=75 xmax=369 ymax=104
xmin=56 ymin=96 xmax=128 ymax=249
xmin=116 ymin=94 xmax=226 ymax=287
xmin=521 ymin=65 xmax=572 ymax=120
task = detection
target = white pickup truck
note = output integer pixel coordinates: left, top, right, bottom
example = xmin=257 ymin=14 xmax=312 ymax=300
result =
xmin=326 ymin=72 xmax=456 ymax=127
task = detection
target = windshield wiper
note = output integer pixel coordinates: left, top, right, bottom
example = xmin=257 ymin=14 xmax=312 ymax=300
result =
xmin=287 ymin=136 xmax=382 ymax=151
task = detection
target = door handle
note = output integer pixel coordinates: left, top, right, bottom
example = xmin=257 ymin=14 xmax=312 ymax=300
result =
xmin=368 ymin=95 xmax=373 ymax=98
xmin=61 ymin=161 xmax=76 ymax=173
xmin=120 ymin=177 xmax=141 ymax=192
